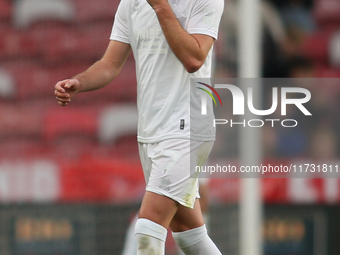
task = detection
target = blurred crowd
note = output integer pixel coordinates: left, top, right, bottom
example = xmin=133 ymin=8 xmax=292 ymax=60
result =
xmin=0 ymin=0 xmax=339 ymax=161
xmin=214 ymin=0 xmax=340 ymax=161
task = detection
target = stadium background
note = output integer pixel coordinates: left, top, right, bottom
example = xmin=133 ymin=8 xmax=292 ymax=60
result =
xmin=0 ymin=0 xmax=340 ymax=254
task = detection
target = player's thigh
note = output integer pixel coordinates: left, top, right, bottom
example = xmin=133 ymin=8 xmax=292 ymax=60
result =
xmin=141 ymin=139 xmax=196 ymax=209
xmin=138 ymin=140 xmax=213 ymax=228
xmin=139 ymin=191 xmax=178 ymax=228
xmin=169 ymin=199 xmax=204 ymax=232
xmin=145 ymin=139 xmax=213 ymax=209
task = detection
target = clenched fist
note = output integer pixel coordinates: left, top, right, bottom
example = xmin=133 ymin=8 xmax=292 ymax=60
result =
xmin=54 ymin=79 xmax=80 ymax=106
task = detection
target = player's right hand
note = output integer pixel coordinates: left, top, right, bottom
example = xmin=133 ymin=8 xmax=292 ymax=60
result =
xmin=54 ymin=79 xmax=80 ymax=106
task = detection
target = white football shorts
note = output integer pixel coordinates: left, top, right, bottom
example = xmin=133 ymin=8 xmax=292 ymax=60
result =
xmin=138 ymin=139 xmax=214 ymax=209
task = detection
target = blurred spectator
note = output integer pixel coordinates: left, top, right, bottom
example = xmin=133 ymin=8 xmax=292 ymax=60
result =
xmin=276 ymin=0 xmax=316 ymax=74
xmin=310 ymin=125 xmax=338 ymax=160
xmin=215 ymin=0 xmax=288 ymax=78
xmin=275 ymin=124 xmax=308 ymax=158
xmin=269 ymin=0 xmax=313 ymax=9
xmin=215 ymin=0 xmax=317 ymax=78
xmin=262 ymin=54 xmax=340 ymax=159
xmin=266 ymin=0 xmax=316 ymax=77
xmin=287 ymin=56 xmax=315 ymax=78
xmin=280 ymin=0 xmax=316 ymax=35
xmin=263 ymin=57 xmax=313 ymax=158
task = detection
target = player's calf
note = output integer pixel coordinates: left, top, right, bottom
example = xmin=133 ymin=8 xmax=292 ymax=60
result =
xmin=135 ymin=218 xmax=167 ymax=255
xmin=173 ymin=225 xmax=222 ymax=255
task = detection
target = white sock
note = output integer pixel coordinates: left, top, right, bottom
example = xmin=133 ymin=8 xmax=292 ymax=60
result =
xmin=175 ymin=213 xmax=211 ymax=255
xmin=135 ymin=218 xmax=167 ymax=255
xmin=172 ymin=225 xmax=222 ymax=255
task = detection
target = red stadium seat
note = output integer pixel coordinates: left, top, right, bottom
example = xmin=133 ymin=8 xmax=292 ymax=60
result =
xmin=303 ymin=29 xmax=335 ymax=65
xmin=3 ymin=58 xmax=135 ymax=102
xmin=0 ymin=27 xmax=40 ymax=60
xmin=47 ymin=136 xmax=100 ymax=160
xmin=71 ymin=0 xmax=119 ymax=23
xmin=0 ymin=23 xmax=74 ymax=61
xmin=0 ymin=139 xmax=48 ymax=160
xmin=0 ymin=103 xmax=44 ymax=139
xmin=313 ymin=0 xmax=340 ymax=29
xmin=78 ymin=21 xmax=113 ymax=57
xmin=315 ymin=65 xmax=340 ymax=78
xmin=43 ymin=106 xmax=99 ymax=141
xmin=38 ymin=25 xmax=85 ymax=64
xmin=40 ymin=21 xmax=112 ymax=65
xmin=60 ymin=157 xmax=144 ymax=202
xmin=2 ymin=62 xmax=91 ymax=100
xmin=0 ymin=0 xmax=12 ymax=21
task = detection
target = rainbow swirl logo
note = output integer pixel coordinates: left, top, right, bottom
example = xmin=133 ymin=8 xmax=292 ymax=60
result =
xmin=196 ymin=82 xmax=222 ymax=106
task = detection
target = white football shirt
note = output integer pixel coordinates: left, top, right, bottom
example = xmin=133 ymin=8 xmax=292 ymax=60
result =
xmin=110 ymin=0 xmax=224 ymax=143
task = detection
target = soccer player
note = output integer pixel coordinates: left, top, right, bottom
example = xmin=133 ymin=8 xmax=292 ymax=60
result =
xmin=54 ymin=0 xmax=224 ymax=254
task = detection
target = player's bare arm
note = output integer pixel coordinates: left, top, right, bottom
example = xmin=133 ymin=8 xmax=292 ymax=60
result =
xmin=147 ymin=0 xmax=214 ymax=73
xmin=54 ymin=40 xmax=131 ymax=106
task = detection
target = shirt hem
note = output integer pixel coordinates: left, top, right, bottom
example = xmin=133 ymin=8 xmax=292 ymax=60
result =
xmin=188 ymin=28 xmax=218 ymax=40
xmin=137 ymin=134 xmax=216 ymax=144
xmin=145 ymin=186 xmax=197 ymax=209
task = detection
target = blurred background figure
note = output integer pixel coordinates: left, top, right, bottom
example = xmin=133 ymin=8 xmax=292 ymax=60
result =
xmin=215 ymin=0 xmax=288 ymax=78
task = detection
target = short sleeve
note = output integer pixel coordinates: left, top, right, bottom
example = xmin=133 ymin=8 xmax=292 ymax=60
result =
xmin=110 ymin=0 xmax=130 ymax=44
xmin=187 ymin=0 xmax=224 ymax=40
